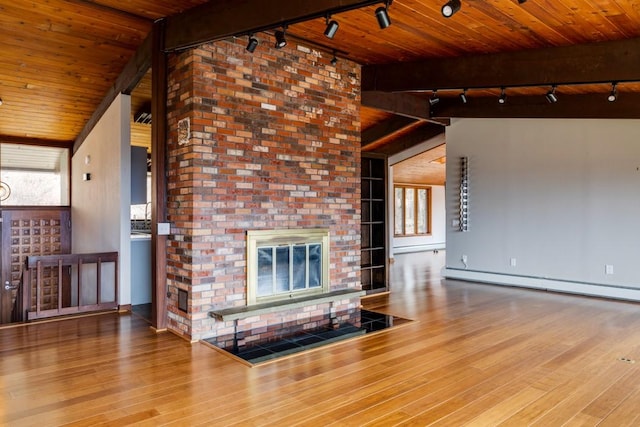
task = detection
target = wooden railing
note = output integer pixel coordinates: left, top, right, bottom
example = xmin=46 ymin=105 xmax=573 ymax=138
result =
xmin=16 ymin=252 xmax=119 ymax=321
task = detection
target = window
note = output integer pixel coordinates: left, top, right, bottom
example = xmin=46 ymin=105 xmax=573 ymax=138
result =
xmin=0 ymin=143 xmax=70 ymax=206
xmin=247 ymin=229 xmax=330 ymax=305
xmin=394 ymin=185 xmax=431 ymax=236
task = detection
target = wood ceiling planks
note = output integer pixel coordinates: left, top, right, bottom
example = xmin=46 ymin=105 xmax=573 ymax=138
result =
xmin=393 ymin=143 xmax=446 ymax=186
xmin=84 ymin=0 xmax=208 ymax=21
xmin=2 ymin=0 xmax=640 ymax=147
xmin=0 ymin=0 xmax=149 ymax=141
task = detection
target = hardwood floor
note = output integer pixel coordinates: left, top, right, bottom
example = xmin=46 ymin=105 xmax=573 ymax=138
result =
xmin=2 ymin=250 xmax=640 ymax=426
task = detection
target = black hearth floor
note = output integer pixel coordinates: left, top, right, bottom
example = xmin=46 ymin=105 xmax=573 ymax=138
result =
xmin=202 ymin=309 xmax=412 ymax=366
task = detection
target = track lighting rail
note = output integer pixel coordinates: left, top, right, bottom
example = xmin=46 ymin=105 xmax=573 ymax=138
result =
xmin=165 ymin=0 xmax=394 ymax=51
xmin=425 ymin=82 xmax=622 ymax=106
xmin=240 ymin=0 xmax=393 ymax=54
xmin=235 ymin=0 xmax=392 ymax=47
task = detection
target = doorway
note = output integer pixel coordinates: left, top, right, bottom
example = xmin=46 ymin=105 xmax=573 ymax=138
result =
xmin=0 ymin=143 xmax=71 ymax=325
xmin=129 ymin=70 xmax=153 ymax=322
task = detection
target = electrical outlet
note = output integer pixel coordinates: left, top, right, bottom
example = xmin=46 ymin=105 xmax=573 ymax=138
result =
xmin=510 ymin=258 xmax=517 ymax=267
xmin=158 ymin=222 xmax=171 ymax=235
xmin=605 ymin=264 xmax=614 ymax=275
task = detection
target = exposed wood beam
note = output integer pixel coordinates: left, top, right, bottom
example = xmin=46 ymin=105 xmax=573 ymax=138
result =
xmin=73 ymin=32 xmax=153 ymax=153
xmin=362 ymin=37 xmax=640 ymax=93
xmin=365 ymin=122 xmax=445 ymax=156
xmin=431 ymin=93 xmax=640 ymax=119
xmin=362 ymin=116 xmax=418 ymax=147
xmin=164 ymin=0 xmax=384 ymax=52
xmin=362 ymin=91 xmax=450 ymax=125
xmin=151 ymin=21 xmax=168 ymax=332
xmin=362 ymin=119 xmax=425 ymax=152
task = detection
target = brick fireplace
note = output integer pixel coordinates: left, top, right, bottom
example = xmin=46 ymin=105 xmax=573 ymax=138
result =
xmin=165 ymin=35 xmax=362 ymax=341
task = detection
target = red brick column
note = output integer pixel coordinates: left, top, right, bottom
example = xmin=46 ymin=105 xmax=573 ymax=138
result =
xmin=166 ymin=36 xmax=361 ymax=341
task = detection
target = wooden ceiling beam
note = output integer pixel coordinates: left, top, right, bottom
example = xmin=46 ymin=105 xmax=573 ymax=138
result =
xmin=362 ymin=91 xmax=450 ymax=125
xmin=164 ymin=0 xmax=384 ymax=52
xmin=362 ymin=37 xmax=640 ymax=93
xmin=362 ymin=116 xmax=418 ymax=147
xmin=365 ymin=122 xmax=445 ymax=156
xmin=73 ymin=32 xmax=153 ymax=153
xmin=431 ymin=93 xmax=640 ymax=119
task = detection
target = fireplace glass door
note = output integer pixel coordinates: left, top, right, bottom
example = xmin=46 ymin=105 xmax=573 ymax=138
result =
xmin=247 ymin=229 xmax=330 ymax=305
xmin=257 ymin=243 xmax=322 ymax=298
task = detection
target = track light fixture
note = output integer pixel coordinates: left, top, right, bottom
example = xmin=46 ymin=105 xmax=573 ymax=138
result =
xmin=422 ymin=82 xmax=630 ymax=107
xmin=459 ymin=88 xmax=468 ymax=104
xmin=246 ymin=34 xmax=259 ymax=53
xmin=608 ymin=82 xmax=618 ymax=102
xmin=518 ymin=0 xmax=528 ymax=3
xmin=442 ymin=0 xmax=461 ymax=18
xmin=274 ymin=26 xmax=287 ymax=49
xmin=429 ymin=90 xmax=440 ymax=106
xmin=498 ymin=87 xmax=507 ymax=104
xmin=0 ymin=98 xmax=3 ymax=106
xmin=324 ymin=16 xmax=339 ymax=39
xmin=330 ymin=50 xmax=338 ymax=66
xmin=546 ymin=85 xmax=558 ymax=103
xmin=375 ymin=1 xmax=392 ymax=29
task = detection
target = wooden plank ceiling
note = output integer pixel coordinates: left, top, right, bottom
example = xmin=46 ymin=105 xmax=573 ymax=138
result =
xmin=1 ymin=0 xmax=640 ymax=183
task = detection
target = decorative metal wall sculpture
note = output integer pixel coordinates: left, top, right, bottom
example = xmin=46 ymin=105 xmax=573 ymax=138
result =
xmin=459 ymin=157 xmax=469 ymax=232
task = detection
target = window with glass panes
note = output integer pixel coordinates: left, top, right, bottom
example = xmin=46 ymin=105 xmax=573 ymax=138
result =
xmin=394 ymin=185 xmax=431 ymax=236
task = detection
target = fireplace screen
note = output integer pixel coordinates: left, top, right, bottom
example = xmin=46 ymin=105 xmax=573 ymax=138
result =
xmin=247 ymin=229 xmax=329 ymax=305
xmin=257 ymin=243 xmax=321 ymax=296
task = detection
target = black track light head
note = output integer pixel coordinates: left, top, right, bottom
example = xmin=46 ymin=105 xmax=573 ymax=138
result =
xmin=429 ymin=90 xmax=440 ymax=106
xmin=330 ymin=51 xmax=338 ymax=66
xmin=442 ymin=0 xmax=461 ymax=17
xmin=460 ymin=88 xmax=468 ymax=104
xmin=375 ymin=2 xmax=391 ymax=29
xmin=498 ymin=87 xmax=507 ymax=104
xmin=546 ymin=85 xmax=558 ymax=103
xmin=324 ymin=17 xmax=339 ymax=39
xmin=518 ymin=0 xmax=527 ymax=3
xmin=246 ymin=35 xmax=258 ymax=53
xmin=274 ymin=27 xmax=287 ymax=49
xmin=608 ymin=82 xmax=618 ymax=102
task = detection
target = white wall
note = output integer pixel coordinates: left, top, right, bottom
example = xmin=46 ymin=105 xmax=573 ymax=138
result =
xmin=444 ymin=118 xmax=640 ymax=301
xmin=389 ymin=134 xmax=447 ymax=255
xmin=71 ymin=93 xmax=131 ymax=305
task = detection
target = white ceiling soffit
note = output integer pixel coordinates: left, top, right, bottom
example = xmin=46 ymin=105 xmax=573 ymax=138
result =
xmin=0 ymin=143 xmax=66 ymax=172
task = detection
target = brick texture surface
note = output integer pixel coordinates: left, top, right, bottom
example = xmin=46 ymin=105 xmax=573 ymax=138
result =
xmin=165 ymin=36 xmax=361 ymax=341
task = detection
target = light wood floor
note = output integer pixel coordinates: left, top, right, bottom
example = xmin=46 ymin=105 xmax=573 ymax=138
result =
xmin=3 ymin=251 xmax=640 ymax=426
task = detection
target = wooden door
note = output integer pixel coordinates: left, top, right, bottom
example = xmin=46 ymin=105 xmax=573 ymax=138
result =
xmin=0 ymin=208 xmax=71 ymax=324
xmin=0 ymin=210 xmax=6 ymax=323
